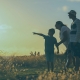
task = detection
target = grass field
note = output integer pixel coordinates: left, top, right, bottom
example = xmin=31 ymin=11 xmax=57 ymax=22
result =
xmin=0 ymin=54 xmax=80 ymax=80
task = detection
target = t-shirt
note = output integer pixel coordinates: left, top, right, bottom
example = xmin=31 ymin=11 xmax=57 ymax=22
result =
xmin=43 ymin=35 xmax=57 ymax=52
xmin=70 ymin=18 xmax=80 ymax=42
xmin=59 ymin=26 xmax=70 ymax=48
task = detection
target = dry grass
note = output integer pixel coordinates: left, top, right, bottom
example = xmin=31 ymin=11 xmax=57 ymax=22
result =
xmin=0 ymin=54 xmax=80 ymax=80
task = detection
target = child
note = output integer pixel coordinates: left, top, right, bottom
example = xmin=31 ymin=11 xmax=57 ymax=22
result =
xmin=33 ymin=28 xmax=59 ymax=72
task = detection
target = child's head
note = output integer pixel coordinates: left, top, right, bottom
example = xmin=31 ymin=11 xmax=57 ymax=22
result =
xmin=48 ymin=28 xmax=55 ymax=36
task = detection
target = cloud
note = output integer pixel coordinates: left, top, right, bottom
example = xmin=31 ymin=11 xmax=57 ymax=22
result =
xmin=0 ymin=25 xmax=12 ymax=30
xmin=68 ymin=0 xmax=80 ymax=2
xmin=57 ymin=6 xmax=68 ymax=12
xmin=0 ymin=25 xmax=12 ymax=33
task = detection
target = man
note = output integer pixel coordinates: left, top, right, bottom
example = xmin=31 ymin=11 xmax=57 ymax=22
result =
xmin=68 ymin=10 xmax=80 ymax=71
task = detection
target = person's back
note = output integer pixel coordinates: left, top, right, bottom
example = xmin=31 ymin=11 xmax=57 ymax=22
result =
xmin=44 ymin=36 xmax=57 ymax=52
xmin=70 ymin=18 xmax=80 ymax=43
xmin=55 ymin=21 xmax=70 ymax=48
xmin=60 ymin=26 xmax=70 ymax=48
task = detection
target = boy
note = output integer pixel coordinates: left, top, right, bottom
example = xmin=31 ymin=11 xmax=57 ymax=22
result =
xmin=33 ymin=28 xmax=59 ymax=72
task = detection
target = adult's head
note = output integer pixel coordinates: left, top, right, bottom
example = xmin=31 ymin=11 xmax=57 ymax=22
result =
xmin=68 ymin=10 xmax=76 ymax=20
xmin=55 ymin=21 xmax=66 ymax=30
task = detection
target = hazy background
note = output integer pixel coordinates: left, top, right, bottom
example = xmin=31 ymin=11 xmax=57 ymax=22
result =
xmin=0 ymin=0 xmax=80 ymax=56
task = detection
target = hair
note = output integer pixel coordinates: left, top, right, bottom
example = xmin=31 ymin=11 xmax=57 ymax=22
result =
xmin=49 ymin=28 xmax=55 ymax=34
xmin=55 ymin=21 xmax=67 ymax=27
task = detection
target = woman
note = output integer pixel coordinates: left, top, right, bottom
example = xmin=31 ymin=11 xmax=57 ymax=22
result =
xmin=55 ymin=21 xmax=74 ymax=70
xmin=55 ymin=21 xmax=70 ymax=48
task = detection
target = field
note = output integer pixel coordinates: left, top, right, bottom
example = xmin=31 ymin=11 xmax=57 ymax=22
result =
xmin=0 ymin=54 xmax=80 ymax=80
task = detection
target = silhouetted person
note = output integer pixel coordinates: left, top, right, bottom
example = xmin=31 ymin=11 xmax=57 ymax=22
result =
xmin=55 ymin=21 xmax=70 ymax=48
xmin=55 ymin=21 xmax=74 ymax=70
xmin=34 ymin=51 xmax=36 ymax=56
xmin=33 ymin=28 xmax=59 ymax=72
xmin=30 ymin=51 xmax=33 ymax=56
xmin=37 ymin=52 xmax=40 ymax=56
xmin=68 ymin=10 xmax=80 ymax=71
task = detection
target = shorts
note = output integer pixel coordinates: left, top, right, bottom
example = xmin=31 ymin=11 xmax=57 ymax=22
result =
xmin=45 ymin=51 xmax=54 ymax=62
xmin=68 ymin=42 xmax=80 ymax=57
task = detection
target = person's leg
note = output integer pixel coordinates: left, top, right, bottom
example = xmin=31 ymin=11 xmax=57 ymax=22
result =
xmin=72 ymin=56 xmax=75 ymax=66
xmin=47 ymin=61 xmax=50 ymax=72
xmin=49 ymin=52 xmax=54 ymax=72
xmin=45 ymin=51 xmax=50 ymax=72
xmin=65 ymin=43 xmax=72 ymax=69
xmin=74 ymin=43 xmax=80 ymax=71
xmin=66 ymin=54 xmax=72 ymax=68
xmin=75 ymin=56 xmax=79 ymax=71
xmin=51 ymin=62 xmax=54 ymax=72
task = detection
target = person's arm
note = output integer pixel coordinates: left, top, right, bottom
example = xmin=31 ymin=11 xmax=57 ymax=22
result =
xmin=33 ymin=32 xmax=45 ymax=37
xmin=58 ymin=31 xmax=68 ymax=46
xmin=55 ymin=43 xmax=59 ymax=54
xmin=55 ymin=39 xmax=59 ymax=54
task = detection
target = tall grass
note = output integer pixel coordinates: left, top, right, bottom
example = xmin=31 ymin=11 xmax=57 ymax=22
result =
xmin=0 ymin=54 xmax=80 ymax=80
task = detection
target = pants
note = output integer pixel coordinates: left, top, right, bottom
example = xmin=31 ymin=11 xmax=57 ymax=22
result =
xmin=66 ymin=42 xmax=80 ymax=71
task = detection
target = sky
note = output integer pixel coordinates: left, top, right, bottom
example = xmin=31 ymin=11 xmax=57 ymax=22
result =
xmin=0 ymin=0 xmax=80 ymax=56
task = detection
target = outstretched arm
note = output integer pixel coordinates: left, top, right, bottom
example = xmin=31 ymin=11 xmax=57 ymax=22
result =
xmin=33 ymin=32 xmax=45 ymax=37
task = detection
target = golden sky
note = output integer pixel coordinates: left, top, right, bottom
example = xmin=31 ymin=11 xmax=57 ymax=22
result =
xmin=0 ymin=0 xmax=80 ymax=56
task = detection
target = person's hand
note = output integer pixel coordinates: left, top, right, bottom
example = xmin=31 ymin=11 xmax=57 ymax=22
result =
xmin=57 ymin=50 xmax=59 ymax=54
xmin=57 ymin=43 xmax=60 ymax=47
xmin=33 ymin=32 xmax=36 ymax=34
